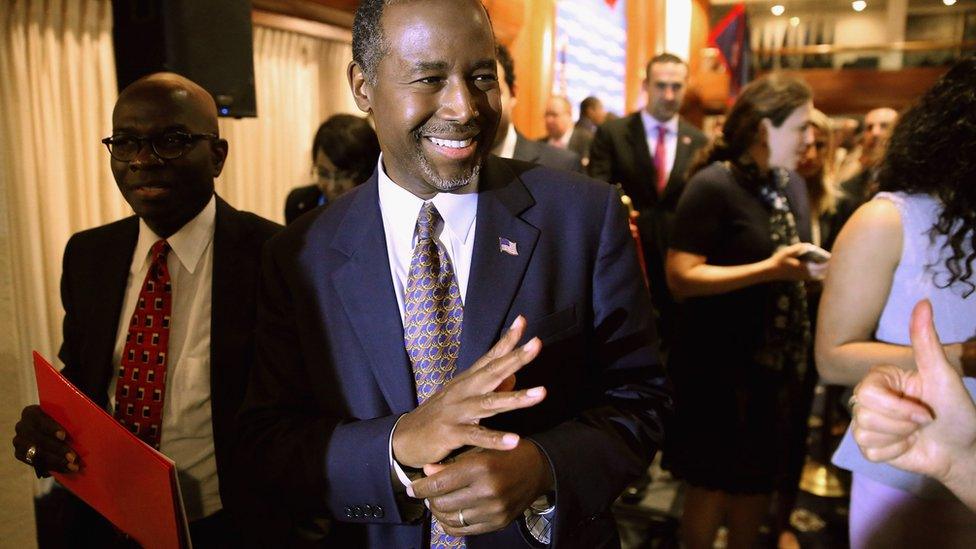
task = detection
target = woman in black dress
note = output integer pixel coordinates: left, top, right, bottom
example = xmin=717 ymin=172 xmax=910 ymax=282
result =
xmin=666 ymin=74 xmax=825 ymax=549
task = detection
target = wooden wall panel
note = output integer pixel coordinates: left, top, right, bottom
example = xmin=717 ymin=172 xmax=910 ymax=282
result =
xmin=767 ymin=66 xmax=946 ymax=115
xmin=500 ymin=0 xmax=556 ymax=140
xmin=625 ymin=0 xmax=660 ymax=113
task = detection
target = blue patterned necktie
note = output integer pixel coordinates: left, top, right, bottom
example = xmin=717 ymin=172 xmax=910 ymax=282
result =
xmin=403 ymin=202 xmax=465 ymax=549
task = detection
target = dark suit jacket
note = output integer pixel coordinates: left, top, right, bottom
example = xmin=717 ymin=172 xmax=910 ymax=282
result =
xmin=539 ymin=127 xmax=594 ymax=163
xmin=512 ymin=132 xmax=582 ymax=173
xmin=588 ymin=113 xmax=707 ymax=348
xmin=285 ymin=184 xmax=324 ymax=225
xmin=239 ymin=156 xmax=672 ymax=548
xmin=56 ymin=196 xmax=281 ymax=545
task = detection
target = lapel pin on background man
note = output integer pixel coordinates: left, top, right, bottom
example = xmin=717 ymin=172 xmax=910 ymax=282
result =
xmin=237 ymin=0 xmax=671 ymax=547
xmin=12 ymin=72 xmax=281 ymax=548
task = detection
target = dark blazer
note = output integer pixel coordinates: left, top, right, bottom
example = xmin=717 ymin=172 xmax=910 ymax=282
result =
xmin=512 ymin=132 xmax=582 ymax=173
xmin=539 ymin=127 xmax=594 ymax=163
xmin=239 ymin=156 xmax=672 ymax=548
xmin=588 ymin=113 xmax=707 ymax=349
xmin=285 ymin=184 xmax=324 ymax=225
xmin=56 ymin=196 xmax=281 ymax=545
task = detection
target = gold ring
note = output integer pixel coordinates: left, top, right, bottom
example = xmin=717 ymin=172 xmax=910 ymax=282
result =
xmin=849 ymin=395 xmax=859 ymax=409
xmin=24 ymin=445 xmax=37 ymax=465
xmin=458 ymin=509 xmax=468 ymax=527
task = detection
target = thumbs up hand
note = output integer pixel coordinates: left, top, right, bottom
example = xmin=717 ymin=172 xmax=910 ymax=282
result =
xmin=851 ymin=299 xmax=976 ymax=484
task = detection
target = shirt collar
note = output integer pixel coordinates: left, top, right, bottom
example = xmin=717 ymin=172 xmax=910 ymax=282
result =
xmin=376 ymin=154 xmax=478 ymax=245
xmin=134 ymin=194 xmax=216 ymax=275
xmin=494 ymin=124 xmax=519 ymax=159
xmin=641 ymin=110 xmax=679 ymax=137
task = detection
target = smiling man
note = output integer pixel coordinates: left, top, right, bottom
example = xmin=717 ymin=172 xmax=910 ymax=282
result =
xmin=12 ymin=72 xmax=280 ymax=547
xmin=237 ymin=1 xmax=671 ymax=547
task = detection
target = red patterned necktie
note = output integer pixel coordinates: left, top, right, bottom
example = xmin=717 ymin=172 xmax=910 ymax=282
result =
xmin=114 ymin=239 xmax=172 ymax=449
xmin=654 ymin=125 xmax=668 ymax=194
xmin=402 ymin=203 xmax=465 ymax=549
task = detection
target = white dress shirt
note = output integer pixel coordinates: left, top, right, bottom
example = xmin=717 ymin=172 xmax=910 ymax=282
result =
xmin=107 ymin=195 xmax=220 ymax=521
xmin=494 ymin=124 xmax=519 ymax=159
xmin=641 ymin=110 xmax=679 ymax=185
xmin=376 ymin=157 xmax=554 ymax=543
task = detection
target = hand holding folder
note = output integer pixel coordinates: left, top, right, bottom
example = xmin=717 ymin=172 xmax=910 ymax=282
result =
xmin=32 ymin=351 xmax=191 ymax=549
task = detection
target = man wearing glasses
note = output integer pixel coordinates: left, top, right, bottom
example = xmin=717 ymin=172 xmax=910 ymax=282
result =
xmin=12 ymin=72 xmax=280 ymax=547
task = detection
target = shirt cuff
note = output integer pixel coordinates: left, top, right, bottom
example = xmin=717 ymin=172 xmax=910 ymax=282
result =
xmin=388 ymin=414 xmax=422 ymax=494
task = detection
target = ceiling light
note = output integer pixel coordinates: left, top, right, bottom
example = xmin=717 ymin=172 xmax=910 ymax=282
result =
xmin=852 ymin=0 xmax=867 ymax=11
xmin=944 ymin=0 xmax=957 ymax=5
xmin=790 ymin=16 xmax=800 ymax=26
xmin=771 ymin=4 xmax=785 ymax=16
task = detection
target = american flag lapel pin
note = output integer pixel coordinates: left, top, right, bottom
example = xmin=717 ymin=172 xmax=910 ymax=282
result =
xmin=498 ymin=237 xmax=518 ymax=256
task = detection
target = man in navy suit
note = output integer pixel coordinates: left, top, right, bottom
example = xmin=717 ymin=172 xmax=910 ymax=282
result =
xmin=238 ymin=1 xmax=670 ymax=547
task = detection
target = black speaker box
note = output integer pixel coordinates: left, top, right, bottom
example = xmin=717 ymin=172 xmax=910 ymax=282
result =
xmin=112 ymin=0 xmax=257 ymax=118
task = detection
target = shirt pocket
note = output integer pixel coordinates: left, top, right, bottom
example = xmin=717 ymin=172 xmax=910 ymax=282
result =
xmin=162 ymin=356 xmax=213 ymax=437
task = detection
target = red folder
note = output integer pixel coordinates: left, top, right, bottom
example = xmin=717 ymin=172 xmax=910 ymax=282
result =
xmin=33 ymin=351 xmax=191 ymax=549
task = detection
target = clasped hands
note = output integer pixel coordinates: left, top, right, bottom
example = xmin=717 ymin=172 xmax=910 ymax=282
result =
xmin=851 ymin=299 xmax=976 ymax=487
xmin=392 ymin=316 xmax=555 ymax=536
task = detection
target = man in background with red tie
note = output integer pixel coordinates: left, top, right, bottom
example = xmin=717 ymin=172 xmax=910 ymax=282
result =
xmin=237 ymin=0 xmax=670 ymax=547
xmin=12 ymin=72 xmax=280 ymax=547
xmin=589 ymin=52 xmax=707 ymax=355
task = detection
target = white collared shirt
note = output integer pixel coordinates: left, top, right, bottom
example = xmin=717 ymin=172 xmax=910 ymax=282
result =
xmin=108 ymin=195 xmax=219 ymax=521
xmin=546 ymin=128 xmax=572 ymax=149
xmin=376 ymin=156 xmax=478 ymax=320
xmin=641 ymin=110 xmax=679 ymax=184
xmin=494 ymin=123 xmax=519 ymax=159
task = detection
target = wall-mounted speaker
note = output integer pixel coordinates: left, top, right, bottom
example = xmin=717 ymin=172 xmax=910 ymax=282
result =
xmin=112 ymin=0 xmax=257 ymax=118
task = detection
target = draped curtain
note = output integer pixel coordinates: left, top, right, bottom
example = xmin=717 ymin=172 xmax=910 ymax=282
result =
xmin=0 ymin=0 xmax=358 ymax=413
xmin=218 ymin=26 xmax=359 ymax=223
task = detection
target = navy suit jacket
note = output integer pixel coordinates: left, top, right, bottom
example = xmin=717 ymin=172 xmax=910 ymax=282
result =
xmin=56 ymin=196 xmax=281 ymax=546
xmin=512 ymin=132 xmax=583 ymax=173
xmin=239 ymin=156 xmax=671 ymax=548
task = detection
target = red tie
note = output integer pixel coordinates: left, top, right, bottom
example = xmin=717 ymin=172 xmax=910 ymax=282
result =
xmin=114 ymin=239 xmax=172 ymax=449
xmin=654 ymin=125 xmax=668 ymax=194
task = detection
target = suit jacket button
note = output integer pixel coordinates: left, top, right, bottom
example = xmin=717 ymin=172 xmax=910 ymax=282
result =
xmin=374 ymin=505 xmax=384 ymax=518
xmin=353 ymin=505 xmax=363 ymax=518
xmin=363 ymin=504 xmax=373 ymax=515
xmin=344 ymin=507 xmax=352 ymax=518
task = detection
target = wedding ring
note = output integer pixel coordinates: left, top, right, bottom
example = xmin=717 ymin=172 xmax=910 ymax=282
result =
xmin=848 ymin=395 xmax=859 ymax=409
xmin=24 ymin=445 xmax=37 ymax=465
xmin=458 ymin=509 xmax=468 ymax=527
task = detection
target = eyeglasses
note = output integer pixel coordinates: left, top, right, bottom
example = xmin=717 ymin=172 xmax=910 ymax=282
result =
xmin=312 ymin=165 xmax=355 ymax=183
xmin=101 ymin=131 xmax=218 ymax=162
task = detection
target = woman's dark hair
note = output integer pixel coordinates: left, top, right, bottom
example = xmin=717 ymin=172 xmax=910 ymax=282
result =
xmin=312 ymin=114 xmax=381 ymax=184
xmin=689 ymin=74 xmax=812 ymax=177
xmin=877 ymin=56 xmax=976 ymax=295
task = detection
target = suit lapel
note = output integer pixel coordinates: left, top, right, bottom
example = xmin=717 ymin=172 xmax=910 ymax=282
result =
xmin=457 ymin=157 xmax=539 ymax=373
xmin=625 ymin=113 xmax=657 ymax=205
xmin=664 ymin=121 xmax=694 ymax=200
xmin=210 ymin=197 xmax=246 ymax=402
xmin=331 ymin=177 xmax=416 ymax=412
xmin=512 ymin=133 xmax=540 ymax=163
xmin=84 ymin=218 xmax=138 ymax=404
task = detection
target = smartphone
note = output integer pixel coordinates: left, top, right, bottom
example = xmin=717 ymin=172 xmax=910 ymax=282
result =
xmin=798 ymin=244 xmax=831 ymax=264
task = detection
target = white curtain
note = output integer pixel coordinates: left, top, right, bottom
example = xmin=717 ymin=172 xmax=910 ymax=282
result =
xmin=0 ymin=0 xmax=358 ymax=413
xmin=0 ymin=0 xmax=123 ymax=381
xmin=218 ymin=26 xmax=360 ymax=224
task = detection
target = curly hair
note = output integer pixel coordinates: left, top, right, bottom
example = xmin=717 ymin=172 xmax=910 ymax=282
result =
xmin=352 ymin=0 xmax=399 ymax=86
xmin=353 ymin=0 xmax=492 ymax=86
xmin=689 ymin=73 xmax=812 ymax=177
xmin=877 ymin=56 xmax=976 ymax=296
